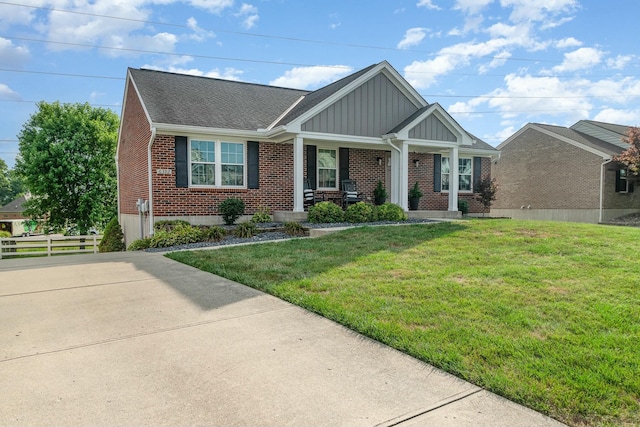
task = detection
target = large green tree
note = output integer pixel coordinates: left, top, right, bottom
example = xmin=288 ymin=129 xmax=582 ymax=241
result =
xmin=0 ymin=159 xmax=25 ymax=206
xmin=16 ymin=101 xmax=119 ymax=234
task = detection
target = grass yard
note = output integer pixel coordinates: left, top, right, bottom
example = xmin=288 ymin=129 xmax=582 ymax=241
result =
xmin=167 ymin=219 xmax=640 ymax=427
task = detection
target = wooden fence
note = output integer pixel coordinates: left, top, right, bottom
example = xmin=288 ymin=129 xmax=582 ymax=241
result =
xmin=0 ymin=235 xmax=103 ymax=259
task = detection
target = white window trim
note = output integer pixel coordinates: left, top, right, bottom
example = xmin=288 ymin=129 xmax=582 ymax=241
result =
xmin=442 ymin=156 xmax=473 ymax=193
xmin=619 ymin=168 xmax=629 ymax=193
xmin=188 ymin=138 xmax=247 ymax=188
xmin=317 ymin=147 xmax=339 ymax=190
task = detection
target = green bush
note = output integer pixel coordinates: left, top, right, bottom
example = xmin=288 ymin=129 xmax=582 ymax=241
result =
xmin=219 ymin=198 xmax=245 ymax=225
xmin=154 ymin=219 xmax=190 ymax=232
xmin=0 ymin=230 xmax=11 ymax=238
xmin=98 ymin=217 xmax=126 ymax=252
xmin=345 ymin=201 xmax=375 ymax=223
xmin=284 ymin=221 xmax=305 ymax=236
xmin=375 ymin=203 xmax=408 ymax=222
xmin=251 ymin=207 xmax=272 ymax=223
xmin=205 ymin=225 xmax=226 ymax=242
xmin=307 ymin=201 xmax=344 ymax=223
xmin=458 ymin=199 xmax=469 ymax=215
xmin=149 ymin=223 xmax=205 ymax=248
xmin=127 ymin=237 xmax=152 ymax=251
xmin=234 ymin=222 xmax=257 ymax=238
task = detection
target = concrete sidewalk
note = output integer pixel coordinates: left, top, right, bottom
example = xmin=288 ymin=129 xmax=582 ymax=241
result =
xmin=0 ymin=252 xmax=566 ymax=426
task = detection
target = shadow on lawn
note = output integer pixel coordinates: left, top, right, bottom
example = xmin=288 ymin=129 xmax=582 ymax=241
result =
xmin=166 ymin=221 xmax=468 ymax=300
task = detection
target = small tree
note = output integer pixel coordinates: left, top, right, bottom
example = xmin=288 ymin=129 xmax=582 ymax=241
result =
xmin=613 ymin=127 xmax=640 ymax=176
xmin=98 ymin=217 xmax=125 ymax=252
xmin=475 ymin=177 xmax=499 ymax=215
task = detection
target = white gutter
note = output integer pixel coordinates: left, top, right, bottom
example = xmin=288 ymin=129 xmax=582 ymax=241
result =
xmin=599 ymin=158 xmax=613 ymax=223
xmin=147 ymin=126 xmax=157 ymax=236
xmin=153 ymin=123 xmax=288 ymax=139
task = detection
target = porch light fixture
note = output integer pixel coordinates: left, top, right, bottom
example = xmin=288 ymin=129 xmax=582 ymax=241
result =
xmin=376 ymin=157 xmax=383 ymax=166
xmin=413 ymin=159 xmax=420 ymax=167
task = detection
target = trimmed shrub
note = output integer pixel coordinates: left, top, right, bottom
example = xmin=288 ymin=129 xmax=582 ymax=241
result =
xmin=154 ymin=219 xmax=190 ymax=232
xmin=98 ymin=217 xmax=126 ymax=252
xmin=0 ymin=230 xmax=11 ymax=238
xmin=149 ymin=224 xmax=205 ymax=248
xmin=219 ymin=198 xmax=245 ymax=225
xmin=234 ymin=222 xmax=257 ymax=238
xmin=127 ymin=237 xmax=152 ymax=251
xmin=344 ymin=201 xmax=375 ymax=223
xmin=458 ymin=199 xmax=469 ymax=215
xmin=205 ymin=225 xmax=226 ymax=242
xmin=307 ymin=201 xmax=344 ymax=223
xmin=283 ymin=221 xmax=305 ymax=236
xmin=251 ymin=207 xmax=272 ymax=223
xmin=375 ymin=203 xmax=408 ymax=222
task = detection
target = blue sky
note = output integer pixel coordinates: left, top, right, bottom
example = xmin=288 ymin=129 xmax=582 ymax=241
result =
xmin=1 ymin=0 xmax=639 ymax=168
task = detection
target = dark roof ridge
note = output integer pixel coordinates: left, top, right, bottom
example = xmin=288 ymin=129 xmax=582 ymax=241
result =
xmin=132 ymin=67 xmax=310 ymax=94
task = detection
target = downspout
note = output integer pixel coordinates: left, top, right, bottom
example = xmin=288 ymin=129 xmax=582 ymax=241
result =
xmin=599 ymin=158 xmax=613 ymax=223
xmin=147 ymin=126 xmax=157 ymax=236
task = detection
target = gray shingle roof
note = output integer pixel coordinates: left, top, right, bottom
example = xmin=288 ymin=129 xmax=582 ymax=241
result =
xmin=534 ymin=123 xmax=624 ymax=155
xmin=579 ymin=120 xmax=630 ymax=136
xmin=0 ymin=195 xmax=27 ymax=213
xmin=130 ymin=68 xmax=309 ymax=130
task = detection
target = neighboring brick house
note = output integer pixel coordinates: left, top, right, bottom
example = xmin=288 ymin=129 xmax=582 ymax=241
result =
xmin=117 ymin=61 xmax=499 ymax=243
xmin=492 ymin=120 xmax=639 ymax=223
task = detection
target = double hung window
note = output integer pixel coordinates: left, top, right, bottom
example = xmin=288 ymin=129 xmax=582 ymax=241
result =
xmin=190 ymin=139 xmax=244 ymax=187
xmin=318 ymin=148 xmax=337 ymax=189
xmin=441 ymin=156 xmax=473 ymax=192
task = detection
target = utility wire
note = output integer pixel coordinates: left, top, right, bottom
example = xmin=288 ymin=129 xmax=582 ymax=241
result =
xmin=0 ymin=0 xmax=610 ymax=65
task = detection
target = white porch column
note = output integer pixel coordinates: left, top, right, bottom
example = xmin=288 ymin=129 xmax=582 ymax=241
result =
xmin=390 ymin=148 xmax=400 ymax=205
xmin=448 ymin=146 xmax=459 ymax=212
xmin=293 ymin=135 xmax=304 ymax=212
xmin=400 ymin=141 xmax=409 ymax=211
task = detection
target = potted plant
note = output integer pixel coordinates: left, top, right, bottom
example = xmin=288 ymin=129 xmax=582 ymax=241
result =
xmin=408 ymin=182 xmax=422 ymax=210
xmin=373 ymin=180 xmax=387 ymax=205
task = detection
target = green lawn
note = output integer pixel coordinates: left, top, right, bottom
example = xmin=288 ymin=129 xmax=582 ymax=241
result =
xmin=167 ymin=219 xmax=640 ymax=427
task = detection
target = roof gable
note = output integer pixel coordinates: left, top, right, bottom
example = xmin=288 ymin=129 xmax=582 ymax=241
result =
xmin=570 ymin=120 xmax=631 ymax=149
xmin=499 ymin=123 xmax=621 ymax=158
xmin=129 ymin=68 xmax=308 ymax=131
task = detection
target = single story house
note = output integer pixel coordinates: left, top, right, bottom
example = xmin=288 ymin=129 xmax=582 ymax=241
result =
xmin=117 ymin=61 xmax=499 ymax=243
xmin=492 ymin=120 xmax=639 ymax=223
xmin=0 ymin=195 xmax=30 ymax=236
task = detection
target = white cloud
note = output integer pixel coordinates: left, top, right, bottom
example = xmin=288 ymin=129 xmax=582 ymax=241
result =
xmin=0 ymin=83 xmax=21 ymax=101
xmin=186 ymin=17 xmax=216 ymax=41
xmin=593 ymin=108 xmax=640 ymax=126
xmin=0 ymin=37 xmax=30 ymax=67
xmin=397 ymin=28 xmax=427 ymax=49
xmin=607 ymin=55 xmax=635 ymax=70
xmin=555 ymin=37 xmax=582 ymax=49
xmin=269 ymin=66 xmax=353 ymax=90
xmin=188 ymin=0 xmax=234 ymax=14
xmin=416 ymin=0 xmax=441 ymax=10
xmin=551 ymin=47 xmax=603 ymax=73
xmin=141 ymin=65 xmax=244 ymax=81
xmin=454 ymin=0 xmax=493 ymax=15
xmin=500 ymin=0 xmax=578 ymax=23
xmin=235 ymin=3 xmax=259 ymax=29
xmin=479 ymin=51 xmax=512 ymax=74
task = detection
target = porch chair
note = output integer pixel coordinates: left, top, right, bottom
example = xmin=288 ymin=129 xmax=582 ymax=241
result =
xmin=304 ymin=178 xmax=324 ymax=210
xmin=341 ymin=179 xmax=363 ymax=208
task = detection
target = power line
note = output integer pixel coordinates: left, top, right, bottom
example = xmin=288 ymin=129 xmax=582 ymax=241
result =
xmin=0 ymin=0 xmax=605 ymax=65
xmin=0 ymin=68 xmax=124 ymax=80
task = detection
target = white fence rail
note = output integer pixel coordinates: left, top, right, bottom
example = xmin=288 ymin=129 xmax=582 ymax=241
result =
xmin=0 ymin=235 xmax=102 ymax=259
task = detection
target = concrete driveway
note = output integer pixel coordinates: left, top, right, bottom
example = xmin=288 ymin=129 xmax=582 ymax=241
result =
xmin=0 ymin=252 xmax=566 ymax=426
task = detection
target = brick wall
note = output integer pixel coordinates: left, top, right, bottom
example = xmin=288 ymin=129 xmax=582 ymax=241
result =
xmin=408 ymin=153 xmax=490 ymax=213
xmin=492 ymin=128 xmax=603 ymax=210
xmin=118 ymin=79 xmax=151 ymax=216
xmin=151 ymin=137 xmax=294 ymax=216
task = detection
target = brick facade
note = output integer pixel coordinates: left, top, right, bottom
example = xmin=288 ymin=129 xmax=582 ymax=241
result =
xmin=118 ymin=80 xmax=151 ymax=216
xmin=492 ymin=127 xmax=640 ymax=211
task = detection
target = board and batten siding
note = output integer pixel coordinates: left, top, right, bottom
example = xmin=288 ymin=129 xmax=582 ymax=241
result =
xmin=408 ymin=115 xmax=456 ymax=142
xmin=301 ymin=73 xmax=418 ymax=137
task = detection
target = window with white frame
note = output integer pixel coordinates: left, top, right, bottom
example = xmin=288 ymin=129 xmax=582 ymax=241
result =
xmin=442 ymin=156 xmax=473 ymax=192
xmin=190 ymin=139 xmax=244 ymax=187
xmin=318 ymin=148 xmax=337 ymax=188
